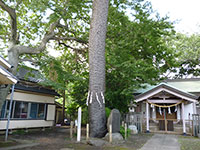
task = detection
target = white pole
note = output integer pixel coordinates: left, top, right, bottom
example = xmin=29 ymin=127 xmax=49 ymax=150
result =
xmin=182 ymin=102 xmax=186 ymax=134
xmin=70 ymin=121 xmax=74 ymax=139
xmin=86 ymin=123 xmax=89 ymax=141
xmin=77 ymin=107 xmax=82 ymax=142
xmin=125 ymin=123 xmax=127 ymax=140
xmin=146 ymin=101 xmax=149 ymax=132
xmin=109 ymin=124 xmax=112 ymax=143
xmin=5 ymin=84 xmax=15 ymax=142
xmin=122 ymin=121 xmax=125 ymax=127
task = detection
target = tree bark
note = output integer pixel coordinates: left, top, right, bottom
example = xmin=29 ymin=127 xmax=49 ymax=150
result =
xmin=88 ymin=0 xmax=109 ymax=137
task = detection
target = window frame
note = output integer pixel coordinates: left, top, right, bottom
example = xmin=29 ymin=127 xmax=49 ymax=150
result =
xmin=0 ymin=100 xmax=47 ymax=120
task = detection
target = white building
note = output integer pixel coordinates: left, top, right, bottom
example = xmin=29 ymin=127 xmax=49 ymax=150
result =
xmin=134 ymin=79 xmax=200 ymax=135
xmin=0 ymin=59 xmax=59 ymax=130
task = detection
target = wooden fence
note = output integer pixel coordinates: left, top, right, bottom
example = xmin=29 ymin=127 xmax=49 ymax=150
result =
xmin=125 ymin=112 xmax=143 ymax=133
xmin=124 ymin=113 xmax=200 ymax=136
xmin=192 ymin=114 xmax=200 ymax=137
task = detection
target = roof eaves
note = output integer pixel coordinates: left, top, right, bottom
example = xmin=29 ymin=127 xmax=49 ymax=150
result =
xmin=0 ymin=55 xmax=12 ymax=69
xmin=15 ymin=82 xmax=60 ymax=96
xmin=0 ymin=65 xmax=18 ymax=84
xmin=161 ymin=83 xmax=198 ymax=99
xmin=135 ymin=83 xmax=198 ymax=102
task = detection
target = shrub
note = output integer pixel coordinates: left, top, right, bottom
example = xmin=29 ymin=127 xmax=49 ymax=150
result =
xmin=105 ymin=107 xmax=111 ymax=118
xmin=120 ymin=126 xmax=131 ymax=138
xmin=81 ymin=107 xmax=89 ymax=125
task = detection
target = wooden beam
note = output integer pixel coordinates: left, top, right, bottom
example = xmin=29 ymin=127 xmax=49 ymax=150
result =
xmin=148 ymin=99 xmax=181 ymax=103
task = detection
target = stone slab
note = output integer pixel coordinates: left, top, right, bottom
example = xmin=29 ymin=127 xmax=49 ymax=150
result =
xmin=107 ymin=109 xmax=121 ymax=133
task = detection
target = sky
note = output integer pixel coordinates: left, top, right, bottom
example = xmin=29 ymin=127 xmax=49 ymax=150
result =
xmin=149 ymin=0 xmax=200 ymax=34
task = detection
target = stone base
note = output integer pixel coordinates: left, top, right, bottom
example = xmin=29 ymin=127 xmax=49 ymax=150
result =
xmin=87 ymin=138 xmax=107 ymax=147
xmin=183 ymin=133 xmax=187 ymax=136
xmin=104 ymin=133 xmax=124 ymax=143
xmin=128 ymin=125 xmax=138 ymax=134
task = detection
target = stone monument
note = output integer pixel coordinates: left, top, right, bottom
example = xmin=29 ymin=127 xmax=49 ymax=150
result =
xmin=107 ymin=109 xmax=121 ymax=133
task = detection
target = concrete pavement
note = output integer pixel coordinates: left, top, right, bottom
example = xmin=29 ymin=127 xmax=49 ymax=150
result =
xmin=140 ymin=134 xmax=180 ymax=150
xmin=0 ymin=143 xmax=39 ymax=150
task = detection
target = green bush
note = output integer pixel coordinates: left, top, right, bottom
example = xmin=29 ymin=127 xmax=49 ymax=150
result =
xmin=120 ymin=126 xmax=131 ymax=138
xmin=81 ymin=107 xmax=89 ymax=125
xmin=13 ymin=129 xmax=25 ymax=135
xmin=105 ymin=107 xmax=111 ymax=118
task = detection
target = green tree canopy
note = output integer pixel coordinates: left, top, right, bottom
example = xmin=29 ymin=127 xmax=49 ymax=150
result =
xmin=0 ymin=0 xmax=91 ymax=111
xmin=0 ymin=0 xmax=178 ymax=115
xmin=42 ymin=1 xmax=178 ymax=113
xmin=105 ymin=1 xmax=177 ymax=112
xmin=170 ymin=33 xmax=200 ymax=78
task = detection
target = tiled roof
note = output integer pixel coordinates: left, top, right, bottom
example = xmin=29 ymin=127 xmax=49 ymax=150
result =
xmin=135 ymin=82 xmax=198 ymax=103
xmin=135 ymin=78 xmax=200 ymax=94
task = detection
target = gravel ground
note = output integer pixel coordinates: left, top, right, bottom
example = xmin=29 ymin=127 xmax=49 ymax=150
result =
xmin=0 ymin=127 xmax=153 ymax=150
xmin=178 ymin=135 xmax=200 ymax=150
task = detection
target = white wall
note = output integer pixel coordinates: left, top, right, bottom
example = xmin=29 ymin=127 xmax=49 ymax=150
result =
xmin=46 ymin=105 xmax=56 ymax=121
xmin=0 ymin=120 xmax=54 ymax=130
xmin=7 ymin=91 xmax=55 ymax=104
xmin=0 ymin=91 xmax=56 ymax=130
xmin=184 ymin=103 xmax=194 ymax=120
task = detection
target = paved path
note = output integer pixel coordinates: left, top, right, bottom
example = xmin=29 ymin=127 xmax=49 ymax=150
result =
xmin=140 ymin=134 xmax=180 ymax=150
xmin=0 ymin=143 xmax=39 ymax=150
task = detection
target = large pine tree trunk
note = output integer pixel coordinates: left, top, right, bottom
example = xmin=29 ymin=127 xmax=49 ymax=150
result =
xmin=88 ymin=0 xmax=109 ymax=138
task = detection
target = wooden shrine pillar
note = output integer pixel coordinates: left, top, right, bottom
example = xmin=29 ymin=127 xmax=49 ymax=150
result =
xmin=193 ymin=102 xmax=197 ymax=114
xmin=182 ymin=102 xmax=186 ymax=134
xmin=146 ymin=101 xmax=149 ymax=132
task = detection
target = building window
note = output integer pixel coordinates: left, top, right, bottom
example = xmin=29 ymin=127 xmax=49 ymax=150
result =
xmin=30 ymin=103 xmax=38 ymax=119
xmin=0 ymin=101 xmax=14 ymax=119
xmin=5 ymin=101 xmax=11 ymax=118
xmin=29 ymin=103 xmax=46 ymax=119
xmin=14 ymin=101 xmax=21 ymax=118
xmin=38 ymin=103 xmax=45 ymax=119
xmin=0 ymin=102 xmax=6 ymax=118
xmin=13 ymin=101 xmax=28 ymax=118
xmin=0 ymin=100 xmax=46 ymax=120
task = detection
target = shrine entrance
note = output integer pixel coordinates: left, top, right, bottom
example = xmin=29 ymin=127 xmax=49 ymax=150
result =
xmin=156 ymin=106 xmax=177 ymax=132
xmin=135 ymin=83 xmax=198 ymax=134
xmin=150 ymin=101 xmax=180 ymax=132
